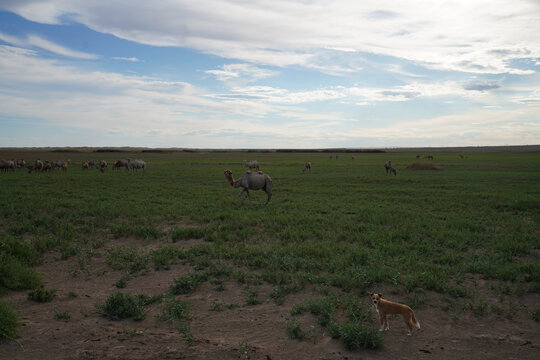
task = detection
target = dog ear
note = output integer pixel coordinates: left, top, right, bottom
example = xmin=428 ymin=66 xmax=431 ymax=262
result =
xmin=368 ymin=292 xmax=374 ymax=296
xmin=378 ymin=293 xmax=382 ymax=298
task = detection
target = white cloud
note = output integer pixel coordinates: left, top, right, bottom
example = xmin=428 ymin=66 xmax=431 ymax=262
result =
xmin=2 ymin=1 xmax=539 ymax=74
xmin=0 ymin=31 xmax=98 ymax=59
xmin=206 ymin=63 xmax=276 ymax=84
xmin=112 ymin=57 xmax=140 ymax=62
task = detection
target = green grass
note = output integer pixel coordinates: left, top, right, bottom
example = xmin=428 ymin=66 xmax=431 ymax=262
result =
xmin=337 ymin=322 xmax=384 ymax=349
xmin=1 ymin=149 xmax=539 ymax=349
xmin=0 ymin=301 xmax=20 ymax=340
xmin=27 ymin=286 xmax=57 ymax=303
xmin=53 ymin=309 xmax=71 ymax=320
xmin=286 ymin=320 xmax=313 ymax=341
xmin=157 ymin=295 xmax=193 ymax=342
xmin=95 ymin=292 xmax=161 ymax=321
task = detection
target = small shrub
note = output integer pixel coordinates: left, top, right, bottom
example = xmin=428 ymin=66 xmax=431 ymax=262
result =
xmin=339 ymin=322 xmax=383 ymax=349
xmin=244 ymin=288 xmax=262 ymax=306
xmin=151 ymin=246 xmax=180 ymax=270
xmin=157 ymin=296 xmax=193 ymax=341
xmin=54 ymin=309 xmax=71 ymax=320
xmin=28 ymin=286 xmax=57 ymax=303
xmin=286 ymin=320 xmax=312 ymax=341
xmin=170 ymin=272 xmax=208 ymax=295
xmin=95 ymin=292 xmax=148 ymax=321
xmin=327 ymin=321 xmax=341 ymax=339
xmin=0 ymin=255 xmax=42 ymax=291
xmin=66 ymin=291 xmax=78 ymax=298
xmin=115 ymin=273 xmax=131 ymax=288
xmin=0 ymin=301 xmax=20 ymax=340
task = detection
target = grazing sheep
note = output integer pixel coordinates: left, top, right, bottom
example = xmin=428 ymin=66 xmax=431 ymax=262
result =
xmin=62 ymin=163 xmax=68 ymax=171
xmin=302 ymin=161 xmax=311 ymax=173
xmin=425 ymin=155 xmax=434 ymax=160
xmin=82 ymin=162 xmax=89 ymax=170
xmin=416 ymin=155 xmax=421 ymax=159
xmin=243 ymin=160 xmax=260 ymax=171
xmin=26 ymin=165 xmax=34 ymax=174
xmin=224 ymin=169 xmax=272 ymax=204
xmin=42 ymin=161 xmax=52 ymax=172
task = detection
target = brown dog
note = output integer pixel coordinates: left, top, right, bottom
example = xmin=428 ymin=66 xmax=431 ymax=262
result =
xmin=369 ymin=292 xmax=420 ymax=335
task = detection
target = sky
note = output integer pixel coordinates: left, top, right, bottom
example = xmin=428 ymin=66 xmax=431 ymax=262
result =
xmin=1 ymin=0 xmax=539 ymax=149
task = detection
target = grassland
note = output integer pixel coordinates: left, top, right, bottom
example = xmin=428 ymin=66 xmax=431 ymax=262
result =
xmin=0 ymin=149 xmax=539 ymax=358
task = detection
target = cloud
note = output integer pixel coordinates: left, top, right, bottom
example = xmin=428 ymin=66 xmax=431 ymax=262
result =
xmin=2 ymin=1 xmax=539 ymax=74
xmin=205 ymin=63 xmax=276 ymax=83
xmin=463 ymin=83 xmax=501 ymax=92
xmin=112 ymin=57 xmax=140 ymax=62
xmin=0 ymin=31 xmax=98 ymax=59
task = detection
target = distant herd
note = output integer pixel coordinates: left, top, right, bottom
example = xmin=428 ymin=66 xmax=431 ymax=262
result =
xmin=0 ymin=158 xmax=146 ymax=174
xmin=2 ymin=153 xmax=467 ymax=204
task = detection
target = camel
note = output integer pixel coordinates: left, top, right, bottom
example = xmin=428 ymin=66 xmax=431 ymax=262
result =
xmin=384 ymin=160 xmax=397 ymax=176
xmin=224 ymin=169 xmax=272 ymax=204
xmin=302 ymin=161 xmax=311 ymax=173
xmin=243 ymin=160 xmax=260 ymax=171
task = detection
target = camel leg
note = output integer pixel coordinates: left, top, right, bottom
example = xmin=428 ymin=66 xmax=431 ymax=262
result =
xmin=238 ymin=188 xmax=247 ymax=201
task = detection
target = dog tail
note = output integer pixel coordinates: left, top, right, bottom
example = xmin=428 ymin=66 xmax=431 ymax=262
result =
xmin=411 ymin=313 xmax=420 ymax=329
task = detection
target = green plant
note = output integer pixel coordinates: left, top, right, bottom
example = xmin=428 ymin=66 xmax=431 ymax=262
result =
xmin=169 ymin=272 xmax=208 ymax=295
xmin=338 ymin=322 xmax=383 ymax=349
xmin=28 ymin=286 xmax=57 ymax=303
xmin=0 ymin=301 xmax=20 ymax=340
xmin=157 ymin=295 xmax=193 ymax=342
xmin=244 ymin=288 xmax=262 ymax=306
xmin=286 ymin=320 xmax=312 ymax=341
xmin=95 ymin=292 xmax=149 ymax=321
xmin=54 ymin=309 xmax=71 ymax=320
xmin=115 ymin=273 xmax=131 ymax=288
xmin=238 ymin=341 xmax=250 ymax=360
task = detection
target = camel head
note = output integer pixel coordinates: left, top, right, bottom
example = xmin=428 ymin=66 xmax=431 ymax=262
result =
xmin=224 ymin=169 xmax=235 ymax=187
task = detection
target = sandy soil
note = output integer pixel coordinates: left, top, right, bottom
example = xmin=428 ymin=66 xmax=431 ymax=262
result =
xmin=1 ymin=236 xmax=539 ymax=360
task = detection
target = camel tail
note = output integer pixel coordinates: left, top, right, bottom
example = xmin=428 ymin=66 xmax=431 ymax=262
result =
xmin=411 ymin=313 xmax=420 ymax=329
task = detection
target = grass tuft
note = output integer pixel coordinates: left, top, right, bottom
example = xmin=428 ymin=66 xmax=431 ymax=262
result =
xmin=338 ymin=322 xmax=384 ymax=349
xmin=27 ymin=286 xmax=57 ymax=303
xmin=0 ymin=301 xmax=20 ymax=340
xmin=95 ymin=292 xmax=153 ymax=321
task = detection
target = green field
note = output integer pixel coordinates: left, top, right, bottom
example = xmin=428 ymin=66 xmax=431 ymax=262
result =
xmin=1 ymin=149 xmax=539 ymax=349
